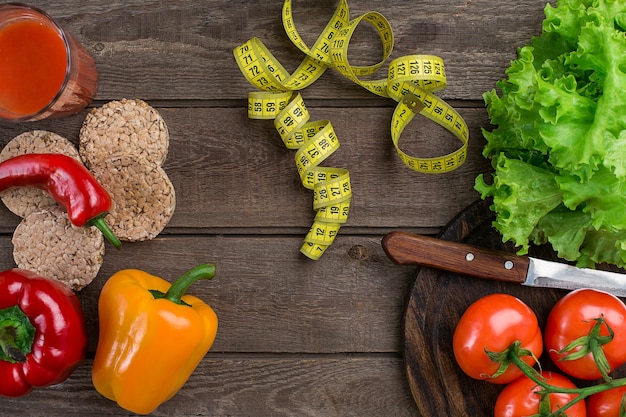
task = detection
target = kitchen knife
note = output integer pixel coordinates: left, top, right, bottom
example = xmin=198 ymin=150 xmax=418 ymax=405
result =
xmin=381 ymin=230 xmax=626 ymax=297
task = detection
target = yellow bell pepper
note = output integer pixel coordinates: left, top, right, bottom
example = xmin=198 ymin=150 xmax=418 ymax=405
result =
xmin=91 ymin=263 xmax=218 ymax=415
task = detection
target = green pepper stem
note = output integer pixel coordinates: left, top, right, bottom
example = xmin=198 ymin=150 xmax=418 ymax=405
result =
xmin=0 ymin=327 xmax=26 ymax=362
xmin=88 ymin=215 xmax=121 ymax=249
xmin=163 ymin=264 xmax=216 ymax=304
xmin=0 ymin=305 xmax=35 ymax=363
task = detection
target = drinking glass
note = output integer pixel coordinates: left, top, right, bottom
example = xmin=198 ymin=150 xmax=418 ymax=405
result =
xmin=0 ymin=3 xmax=98 ymax=122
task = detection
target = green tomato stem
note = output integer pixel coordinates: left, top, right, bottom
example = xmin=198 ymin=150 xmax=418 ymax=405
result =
xmin=508 ymin=340 xmax=626 ymax=417
xmin=589 ymin=316 xmax=614 ymax=383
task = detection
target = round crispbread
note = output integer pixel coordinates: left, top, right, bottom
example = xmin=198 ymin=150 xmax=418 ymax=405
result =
xmin=89 ymin=155 xmax=176 ymax=242
xmin=79 ymin=99 xmax=169 ymax=168
xmin=0 ymin=130 xmax=82 ymax=218
xmin=12 ymin=208 xmax=105 ymax=291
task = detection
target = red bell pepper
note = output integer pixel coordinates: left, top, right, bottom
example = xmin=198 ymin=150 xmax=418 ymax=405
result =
xmin=0 ymin=268 xmax=87 ymax=397
xmin=0 ymin=153 xmax=121 ymax=248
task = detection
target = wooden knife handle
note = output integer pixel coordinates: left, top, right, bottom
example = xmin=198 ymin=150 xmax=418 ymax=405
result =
xmin=381 ymin=231 xmax=530 ymax=284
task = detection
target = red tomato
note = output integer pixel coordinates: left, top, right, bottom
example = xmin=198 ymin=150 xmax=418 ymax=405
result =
xmin=587 ymin=386 xmax=626 ymax=417
xmin=494 ymin=371 xmax=586 ymax=417
xmin=453 ymin=293 xmax=543 ymax=384
xmin=544 ymin=289 xmax=626 ymax=380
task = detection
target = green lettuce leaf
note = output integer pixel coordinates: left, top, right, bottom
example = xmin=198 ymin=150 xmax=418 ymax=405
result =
xmin=475 ymin=155 xmax=563 ymax=254
xmin=477 ymin=0 xmax=626 ymax=268
xmin=533 ymin=205 xmax=591 ymax=261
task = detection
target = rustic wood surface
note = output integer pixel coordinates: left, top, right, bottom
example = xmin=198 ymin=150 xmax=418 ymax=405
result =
xmin=0 ymin=1 xmax=552 ymax=415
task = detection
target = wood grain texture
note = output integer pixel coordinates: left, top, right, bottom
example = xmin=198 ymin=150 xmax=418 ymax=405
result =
xmin=71 ymin=235 xmax=414 ymax=354
xmin=24 ymin=0 xmax=549 ymax=101
xmin=0 ymin=107 xmax=491 ymax=231
xmin=0 ymin=0 xmax=555 ymax=415
xmin=0 ymin=357 xmax=419 ymax=417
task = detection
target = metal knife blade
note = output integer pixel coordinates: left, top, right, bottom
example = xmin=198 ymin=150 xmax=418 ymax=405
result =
xmin=381 ymin=231 xmax=626 ymax=297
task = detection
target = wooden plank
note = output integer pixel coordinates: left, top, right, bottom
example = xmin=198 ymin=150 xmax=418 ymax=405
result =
xmin=82 ymin=235 xmax=417 ymax=354
xmin=0 ymin=356 xmax=419 ymax=417
xmin=22 ymin=0 xmax=550 ymax=100
xmin=0 ymin=107 xmax=491 ymax=231
xmin=0 ymin=235 xmax=418 ymax=354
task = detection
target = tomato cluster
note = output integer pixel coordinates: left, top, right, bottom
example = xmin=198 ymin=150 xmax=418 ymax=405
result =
xmin=452 ymin=289 xmax=626 ymax=417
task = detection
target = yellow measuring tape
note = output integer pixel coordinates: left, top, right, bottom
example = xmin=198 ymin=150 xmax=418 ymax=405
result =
xmin=234 ymin=0 xmax=469 ymax=259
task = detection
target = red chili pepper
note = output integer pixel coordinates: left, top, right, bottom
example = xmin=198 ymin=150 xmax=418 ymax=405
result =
xmin=0 ymin=153 xmax=120 ymax=248
xmin=0 ymin=268 xmax=88 ymax=397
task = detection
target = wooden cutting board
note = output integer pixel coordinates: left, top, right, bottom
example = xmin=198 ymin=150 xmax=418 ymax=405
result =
xmin=403 ymin=198 xmax=568 ymax=416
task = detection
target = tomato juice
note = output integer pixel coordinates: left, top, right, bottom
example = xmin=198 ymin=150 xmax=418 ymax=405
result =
xmin=0 ymin=4 xmax=98 ymax=121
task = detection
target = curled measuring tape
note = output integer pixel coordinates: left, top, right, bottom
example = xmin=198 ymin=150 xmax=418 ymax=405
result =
xmin=234 ymin=0 xmax=469 ymax=258
xmin=275 ymin=93 xmax=351 ymax=260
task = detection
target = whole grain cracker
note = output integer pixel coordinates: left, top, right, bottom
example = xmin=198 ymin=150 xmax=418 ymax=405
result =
xmin=12 ymin=208 xmax=105 ymax=291
xmin=0 ymin=130 xmax=82 ymax=218
xmin=79 ymin=99 xmax=169 ymax=168
xmin=89 ymin=155 xmax=176 ymax=242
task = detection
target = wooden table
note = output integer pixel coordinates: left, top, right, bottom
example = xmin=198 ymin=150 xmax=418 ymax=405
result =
xmin=0 ymin=1 xmax=550 ymax=415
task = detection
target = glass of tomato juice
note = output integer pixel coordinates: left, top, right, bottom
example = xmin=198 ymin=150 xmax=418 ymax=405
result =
xmin=0 ymin=3 xmax=98 ymax=122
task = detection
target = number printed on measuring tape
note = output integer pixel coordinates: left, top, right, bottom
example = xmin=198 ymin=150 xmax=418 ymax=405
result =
xmin=234 ymin=0 xmax=470 ymax=258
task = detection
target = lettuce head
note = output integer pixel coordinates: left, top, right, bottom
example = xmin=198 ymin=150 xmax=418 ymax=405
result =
xmin=476 ymin=0 xmax=626 ymax=267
